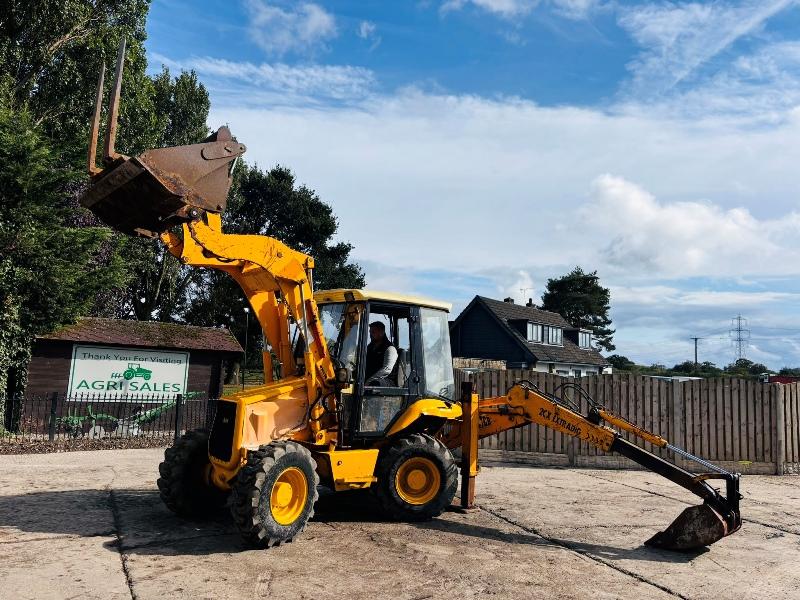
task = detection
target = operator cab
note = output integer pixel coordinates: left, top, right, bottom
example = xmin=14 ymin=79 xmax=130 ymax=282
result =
xmin=315 ymin=289 xmax=455 ymax=442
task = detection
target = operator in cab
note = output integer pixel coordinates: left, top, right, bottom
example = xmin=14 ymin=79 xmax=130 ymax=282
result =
xmin=365 ymin=321 xmax=398 ymax=386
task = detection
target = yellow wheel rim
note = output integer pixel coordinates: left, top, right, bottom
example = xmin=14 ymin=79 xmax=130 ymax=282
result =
xmin=395 ymin=457 xmax=441 ymax=505
xmin=270 ymin=467 xmax=308 ymax=525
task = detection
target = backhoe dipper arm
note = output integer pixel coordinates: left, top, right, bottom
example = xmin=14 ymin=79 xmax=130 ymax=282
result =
xmin=442 ymin=381 xmax=741 ymax=551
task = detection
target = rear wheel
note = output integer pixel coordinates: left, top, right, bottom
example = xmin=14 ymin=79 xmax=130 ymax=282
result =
xmin=230 ymin=441 xmax=319 ymax=548
xmin=374 ymin=433 xmax=457 ymax=521
xmin=157 ymin=429 xmax=228 ymax=518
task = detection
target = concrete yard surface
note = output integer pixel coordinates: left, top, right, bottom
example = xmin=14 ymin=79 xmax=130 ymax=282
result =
xmin=0 ymin=449 xmax=798 ymax=600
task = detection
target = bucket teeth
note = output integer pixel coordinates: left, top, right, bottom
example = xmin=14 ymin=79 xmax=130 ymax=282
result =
xmin=645 ymin=504 xmax=730 ymax=551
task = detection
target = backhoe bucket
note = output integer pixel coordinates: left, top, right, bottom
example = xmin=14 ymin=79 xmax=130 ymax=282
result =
xmin=79 ymin=38 xmax=246 ymax=237
xmin=645 ymin=503 xmax=731 ymax=551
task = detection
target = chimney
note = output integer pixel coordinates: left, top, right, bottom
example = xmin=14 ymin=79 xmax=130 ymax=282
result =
xmin=503 ymin=297 xmax=514 ymax=303
xmin=526 ymin=298 xmax=534 ymax=307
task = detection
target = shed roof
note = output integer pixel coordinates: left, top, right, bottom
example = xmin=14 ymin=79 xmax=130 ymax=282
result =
xmin=38 ymin=318 xmax=243 ymax=353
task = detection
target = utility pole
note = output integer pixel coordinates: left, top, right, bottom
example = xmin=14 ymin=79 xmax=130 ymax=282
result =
xmin=729 ymin=314 xmax=750 ymax=361
xmin=689 ymin=337 xmax=701 ymax=369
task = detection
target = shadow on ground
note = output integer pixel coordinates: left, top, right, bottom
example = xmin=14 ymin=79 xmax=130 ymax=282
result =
xmin=411 ymin=516 xmax=703 ymax=563
xmin=0 ymin=487 xmax=389 ymax=556
xmin=0 ymin=487 xmax=701 ymax=562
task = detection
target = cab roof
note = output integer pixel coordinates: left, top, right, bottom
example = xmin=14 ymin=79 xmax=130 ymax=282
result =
xmin=314 ymin=289 xmax=451 ymax=312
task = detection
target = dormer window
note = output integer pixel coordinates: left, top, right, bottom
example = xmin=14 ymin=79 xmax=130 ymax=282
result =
xmin=543 ymin=326 xmax=562 ymax=345
xmin=579 ymin=331 xmax=591 ymax=349
xmin=527 ymin=322 xmax=542 ymax=343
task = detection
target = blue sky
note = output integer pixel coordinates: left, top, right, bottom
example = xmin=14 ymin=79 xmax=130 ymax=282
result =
xmin=145 ymin=0 xmax=800 ymax=368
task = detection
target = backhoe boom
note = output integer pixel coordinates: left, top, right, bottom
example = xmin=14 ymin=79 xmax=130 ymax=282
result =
xmin=443 ymin=381 xmax=742 ymax=551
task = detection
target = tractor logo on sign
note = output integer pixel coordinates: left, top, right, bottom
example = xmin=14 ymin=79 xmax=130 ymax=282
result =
xmin=122 ymin=363 xmax=153 ymax=381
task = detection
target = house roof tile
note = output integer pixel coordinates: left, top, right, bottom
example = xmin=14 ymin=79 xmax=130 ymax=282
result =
xmin=476 ymin=297 xmax=608 ymax=367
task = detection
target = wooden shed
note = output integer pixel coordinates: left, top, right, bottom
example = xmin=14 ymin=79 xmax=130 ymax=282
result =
xmin=26 ymin=318 xmax=242 ymax=399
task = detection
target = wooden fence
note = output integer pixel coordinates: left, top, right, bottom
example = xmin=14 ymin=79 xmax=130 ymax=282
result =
xmin=455 ymin=370 xmax=800 ymax=475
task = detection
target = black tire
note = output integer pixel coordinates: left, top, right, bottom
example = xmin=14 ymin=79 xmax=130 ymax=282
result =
xmin=230 ymin=440 xmax=320 ymax=548
xmin=374 ymin=433 xmax=458 ymax=522
xmin=157 ymin=429 xmax=228 ymax=518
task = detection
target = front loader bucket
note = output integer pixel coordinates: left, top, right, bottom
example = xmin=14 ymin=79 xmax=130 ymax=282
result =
xmin=80 ymin=38 xmax=246 ymax=237
xmin=645 ymin=503 xmax=733 ymax=551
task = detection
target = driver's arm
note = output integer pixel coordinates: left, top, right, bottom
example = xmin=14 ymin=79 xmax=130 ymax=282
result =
xmin=367 ymin=346 xmax=398 ymax=381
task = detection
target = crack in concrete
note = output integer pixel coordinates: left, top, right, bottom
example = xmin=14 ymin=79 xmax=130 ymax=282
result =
xmin=478 ymin=505 xmax=690 ymax=600
xmin=105 ymin=464 xmax=137 ymax=600
xmin=108 ymin=489 xmax=138 ymax=600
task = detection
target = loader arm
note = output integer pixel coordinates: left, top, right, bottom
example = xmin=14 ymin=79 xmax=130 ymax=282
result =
xmin=78 ymin=39 xmax=340 ymax=462
xmin=159 ymin=212 xmax=336 ymax=395
xmin=442 ymin=381 xmax=742 ymax=551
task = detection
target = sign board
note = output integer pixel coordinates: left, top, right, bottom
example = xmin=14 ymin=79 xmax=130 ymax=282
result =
xmin=67 ymin=345 xmax=190 ymax=401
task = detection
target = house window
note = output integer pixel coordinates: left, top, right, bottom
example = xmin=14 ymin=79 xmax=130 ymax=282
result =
xmin=572 ymin=368 xmax=582 ymax=377
xmin=579 ymin=331 xmax=591 ymax=348
xmin=527 ymin=322 xmax=542 ymax=343
xmin=546 ymin=327 xmax=562 ymax=345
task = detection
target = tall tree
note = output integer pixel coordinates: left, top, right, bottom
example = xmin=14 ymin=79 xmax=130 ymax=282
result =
xmin=1 ymin=0 xmax=157 ymax=157
xmin=105 ymin=67 xmax=211 ymax=322
xmin=540 ymin=266 xmax=615 ymax=351
xmin=223 ymin=163 xmax=365 ymax=291
xmin=0 ymin=93 xmax=125 ymax=399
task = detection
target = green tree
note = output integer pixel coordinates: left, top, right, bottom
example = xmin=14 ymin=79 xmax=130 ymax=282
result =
xmin=606 ymin=354 xmax=635 ymax=371
xmin=671 ymin=360 xmax=722 ymax=378
xmin=540 ymin=266 xmax=615 ymax=351
xmin=1 ymin=0 xmax=158 ymax=157
xmin=106 ymin=67 xmax=212 ymax=322
xmin=724 ymin=358 xmax=771 ymax=378
xmin=0 ymin=95 xmax=125 ymax=399
xmin=224 ymin=163 xmax=365 ymax=290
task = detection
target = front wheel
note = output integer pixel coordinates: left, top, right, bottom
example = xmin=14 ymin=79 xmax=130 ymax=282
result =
xmin=374 ymin=433 xmax=458 ymax=521
xmin=157 ymin=429 xmax=228 ymax=518
xmin=230 ymin=441 xmax=319 ymax=548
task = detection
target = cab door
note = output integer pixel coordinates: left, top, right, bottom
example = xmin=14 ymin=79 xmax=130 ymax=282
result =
xmin=352 ymin=302 xmax=420 ymax=438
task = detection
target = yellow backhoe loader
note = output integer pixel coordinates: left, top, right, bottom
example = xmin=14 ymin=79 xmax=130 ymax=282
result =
xmin=79 ymin=41 xmax=741 ymax=552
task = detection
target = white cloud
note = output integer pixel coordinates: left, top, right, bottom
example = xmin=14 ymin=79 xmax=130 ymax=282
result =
xmin=150 ymin=53 xmax=374 ymax=106
xmin=549 ymin=0 xmax=603 ymax=20
xmin=243 ymin=0 xmax=337 ymax=56
xmin=584 ymin=174 xmax=800 ymax=278
xmin=617 ymin=0 xmax=797 ymax=98
xmin=357 ymin=20 xmax=381 ymax=50
xmin=499 ymin=270 xmax=536 ymax=304
xmin=440 ymin=0 xmax=601 ymax=19
xmin=441 ymin=0 xmax=539 ymax=18
xmin=208 ymin=88 xmax=800 ymax=277
xmin=357 ymin=20 xmax=376 ymax=39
